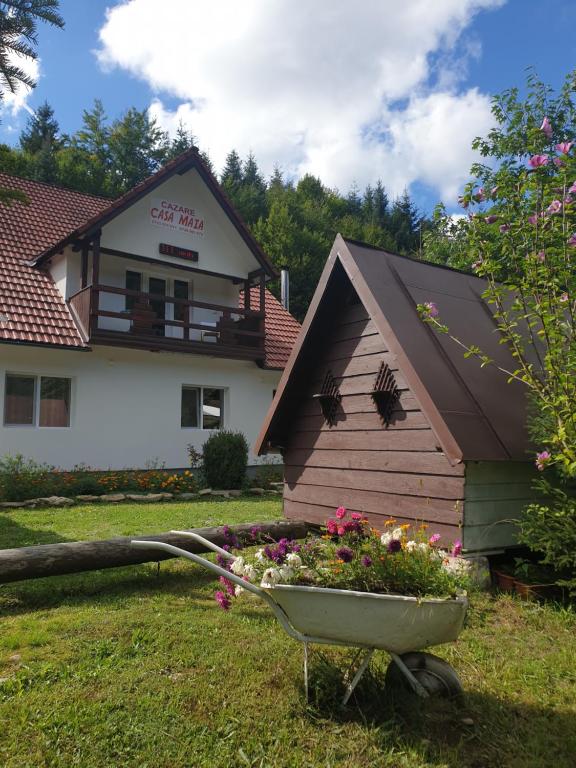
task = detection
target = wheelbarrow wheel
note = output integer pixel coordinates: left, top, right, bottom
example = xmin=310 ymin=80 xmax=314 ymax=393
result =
xmin=385 ymin=652 xmax=463 ymax=699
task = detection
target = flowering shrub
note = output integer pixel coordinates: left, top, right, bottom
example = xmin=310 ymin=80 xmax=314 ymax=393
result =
xmin=213 ymin=508 xmax=470 ymax=610
xmin=420 ymin=70 xmax=576 ymax=590
xmin=0 ymin=454 xmax=196 ymax=501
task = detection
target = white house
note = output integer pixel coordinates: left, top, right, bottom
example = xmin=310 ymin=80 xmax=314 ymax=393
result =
xmin=0 ymin=149 xmax=300 ymax=469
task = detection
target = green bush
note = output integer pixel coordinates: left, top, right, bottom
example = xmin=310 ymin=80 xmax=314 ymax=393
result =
xmin=0 ymin=454 xmax=56 ymax=500
xmin=253 ymin=457 xmax=283 ymax=489
xmin=202 ymin=431 xmax=249 ymax=489
xmin=520 ymin=486 xmax=576 ymax=593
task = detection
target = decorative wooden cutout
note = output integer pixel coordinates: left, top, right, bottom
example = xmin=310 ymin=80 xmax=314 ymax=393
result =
xmin=313 ymin=370 xmax=341 ymax=426
xmin=371 ymin=361 xmax=399 ymax=425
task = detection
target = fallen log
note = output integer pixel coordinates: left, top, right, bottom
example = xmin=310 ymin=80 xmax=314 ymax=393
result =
xmin=0 ymin=519 xmax=312 ymax=584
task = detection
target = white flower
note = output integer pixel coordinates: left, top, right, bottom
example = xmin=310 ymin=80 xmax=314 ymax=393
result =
xmin=391 ymin=527 xmax=404 ymax=540
xmin=278 ymin=565 xmax=295 ymax=581
xmin=406 ymin=540 xmax=418 ymax=552
xmin=243 ymin=563 xmax=257 ymax=582
xmin=255 ymin=549 xmax=266 ymax=563
xmin=286 ymin=552 xmax=302 ymax=568
xmin=261 ymin=567 xmax=281 ymax=588
xmin=418 ymin=542 xmax=429 ymax=552
xmin=230 ymin=557 xmax=245 ymax=576
xmin=442 ymin=556 xmax=472 ymax=576
xmin=234 ymin=585 xmax=244 ymax=596
xmin=380 ymin=532 xmax=392 ymax=546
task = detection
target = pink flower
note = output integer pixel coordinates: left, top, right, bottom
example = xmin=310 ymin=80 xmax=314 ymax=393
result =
xmin=540 ymin=116 xmax=552 ymax=139
xmin=326 ymin=519 xmax=338 ymax=535
xmin=528 ymin=214 xmax=539 ymax=226
xmin=560 ymin=292 xmax=569 ymax=303
xmin=529 ymin=154 xmax=549 ymax=168
xmin=569 ymin=182 xmax=576 ymax=195
xmin=535 ymin=450 xmax=551 ymax=471
xmin=337 ymin=526 xmax=345 ymax=536
xmin=499 ymin=224 xmax=510 ymax=233
xmin=554 ymin=156 xmax=566 ymax=167
xmin=546 ymin=200 xmax=563 ymax=215
xmin=424 ymin=301 xmax=439 ymax=318
xmin=491 ymin=186 xmax=499 ymax=198
xmin=335 ymin=506 xmax=346 ymax=519
xmin=451 ymin=540 xmax=463 ymax=557
xmin=568 ymin=233 xmax=576 ymax=246
xmin=556 ymin=141 xmax=573 ymax=155
xmin=474 ymin=187 xmax=486 ymax=202
xmin=214 ymin=590 xmax=231 ymax=611
xmin=351 ymin=512 xmax=362 ymax=520
xmin=429 ymin=533 xmax=441 ymax=545
xmin=536 ymin=251 xmax=546 ymax=263
xmin=484 ymin=215 xmax=498 ymax=224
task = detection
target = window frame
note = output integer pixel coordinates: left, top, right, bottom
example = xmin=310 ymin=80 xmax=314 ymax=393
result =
xmin=3 ymin=373 xmax=73 ymax=429
xmin=181 ymin=385 xmax=226 ymax=431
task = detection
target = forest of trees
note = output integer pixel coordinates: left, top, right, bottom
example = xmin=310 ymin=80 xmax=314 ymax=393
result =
xmin=0 ymin=100 xmax=430 ymax=319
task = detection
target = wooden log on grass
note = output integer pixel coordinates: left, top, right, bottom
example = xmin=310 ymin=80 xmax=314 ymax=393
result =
xmin=0 ymin=519 xmax=312 ymax=584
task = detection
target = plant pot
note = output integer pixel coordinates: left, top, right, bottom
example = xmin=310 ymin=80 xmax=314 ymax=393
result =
xmin=493 ymin=569 xmax=516 ymax=593
xmin=513 ymin=579 xmax=557 ymax=601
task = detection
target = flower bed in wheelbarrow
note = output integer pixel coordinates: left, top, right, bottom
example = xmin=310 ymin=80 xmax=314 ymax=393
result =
xmin=132 ymin=509 xmax=471 ymax=705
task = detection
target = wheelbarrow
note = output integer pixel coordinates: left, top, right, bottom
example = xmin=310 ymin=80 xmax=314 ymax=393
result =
xmin=131 ymin=531 xmax=468 ymax=705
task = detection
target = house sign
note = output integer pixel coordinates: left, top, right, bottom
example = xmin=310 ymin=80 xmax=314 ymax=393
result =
xmin=159 ymin=243 xmax=199 ymax=262
xmin=150 ymin=197 xmax=205 ymax=236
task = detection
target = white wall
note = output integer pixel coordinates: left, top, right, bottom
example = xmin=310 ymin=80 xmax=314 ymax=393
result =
xmin=100 ymin=167 xmax=260 ymax=277
xmin=0 ymin=345 xmax=279 ymax=469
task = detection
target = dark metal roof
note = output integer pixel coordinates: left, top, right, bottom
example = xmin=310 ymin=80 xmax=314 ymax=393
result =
xmin=255 ymin=234 xmax=532 ymax=463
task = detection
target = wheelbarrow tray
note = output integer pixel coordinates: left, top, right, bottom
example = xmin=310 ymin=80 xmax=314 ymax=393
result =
xmin=266 ymin=584 xmax=468 ymax=654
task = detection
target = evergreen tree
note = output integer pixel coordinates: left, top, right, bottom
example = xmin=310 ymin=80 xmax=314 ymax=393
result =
xmin=107 ymin=107 xmax=169 ymax=196
xmin=165 ymin=120 xmax=196 ymax=161
xmin=0 ymin=1 xmax=64 ymax=97
xmin=19 ymin=100 xmax=60 ymax=183
xmin=390 ymin=190 xmax=421 ymax=254
xmin=220 ymin=150 xmax=243 ymax=196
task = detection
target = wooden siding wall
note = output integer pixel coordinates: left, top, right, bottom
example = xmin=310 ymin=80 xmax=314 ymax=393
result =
xmin=463 ymin=461 xmax=540 ymax=553
xmin=282 ymin=300 xmax=465 ymax=537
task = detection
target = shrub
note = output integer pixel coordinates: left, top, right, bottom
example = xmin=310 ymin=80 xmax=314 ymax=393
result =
xmin=202 ymin=431 xmax=249 ymax=489
xmin=0 ymin=454 xmax=56 ymax=501
xmin=253 ymin=457 xmax=283 ymax=489
xmin=520 ymin=484 xmax=576 ymax=593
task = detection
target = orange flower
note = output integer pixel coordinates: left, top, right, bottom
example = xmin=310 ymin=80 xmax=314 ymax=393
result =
xmin=384 ymin=519 xmax=397 ymax=527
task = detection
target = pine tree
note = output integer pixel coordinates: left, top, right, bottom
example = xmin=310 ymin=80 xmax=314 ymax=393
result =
xmin=165 ymin=120 xmax=197 ymax=161
xmin=19 ymin=101 xmax=60 ymax=183
xmin=390 ymin=190 xmax=421 ymax=254
xmin=220 ymin=150 xmax=243 ymax=196
xmin=20 ymin=100 xmax=60 ymax=153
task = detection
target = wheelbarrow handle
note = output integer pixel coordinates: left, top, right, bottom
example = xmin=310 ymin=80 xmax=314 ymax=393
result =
xmin=169 ymin=530 xmax=235 ymax=560
xmin=129 ymin=539 xmax=307 ymax=644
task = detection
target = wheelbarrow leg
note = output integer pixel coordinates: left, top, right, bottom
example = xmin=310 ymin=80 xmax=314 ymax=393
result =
xmin=389 ymin=652 xmax=430 ymax=699
xmin=303 ymin=642 xmax=309 ymax=702
xmin=342 ymin=649 xmax=374 ymax=706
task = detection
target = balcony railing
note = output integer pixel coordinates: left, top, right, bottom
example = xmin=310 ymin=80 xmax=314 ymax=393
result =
xmin=68 ymin=284 xmax=265 ymax=360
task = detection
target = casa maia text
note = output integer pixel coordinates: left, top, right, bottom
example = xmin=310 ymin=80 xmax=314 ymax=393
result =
xmin=150 ymin=197 xmax=205 ymax=236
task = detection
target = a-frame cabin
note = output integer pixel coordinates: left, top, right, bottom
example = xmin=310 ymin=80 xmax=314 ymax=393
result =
xmin=255 ymin=235 xmax=539 ymax=553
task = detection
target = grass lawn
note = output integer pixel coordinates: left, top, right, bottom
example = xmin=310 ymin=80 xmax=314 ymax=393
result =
xmin=0 ymin=499 xmax=575 ymax=768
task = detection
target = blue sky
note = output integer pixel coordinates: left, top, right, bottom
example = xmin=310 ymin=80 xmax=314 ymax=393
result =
xmin=2 ymin=0 xmax=576 ymax=213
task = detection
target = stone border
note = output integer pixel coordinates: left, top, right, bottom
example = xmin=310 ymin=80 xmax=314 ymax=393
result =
xmin=0 ymin=487 xmax=283 ymax=509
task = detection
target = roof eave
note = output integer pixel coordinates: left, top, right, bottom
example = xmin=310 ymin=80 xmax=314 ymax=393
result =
xmin=31 ymin=150 xmax=278 ymax=279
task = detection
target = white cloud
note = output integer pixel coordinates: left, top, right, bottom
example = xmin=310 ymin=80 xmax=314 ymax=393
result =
xmin=0 ymin=51 xmax=39 ymax=119
xmin=97 ymin=0 xmax=505 ymax=206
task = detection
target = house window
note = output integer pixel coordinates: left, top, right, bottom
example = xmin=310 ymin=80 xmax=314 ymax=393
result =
xmin=4 ymin=374 xmax=71 ymax=427
xmin=125 ymin=271 xmax=142 ymax=311
xmin=181 ymin=386 xmax=224 ymax=429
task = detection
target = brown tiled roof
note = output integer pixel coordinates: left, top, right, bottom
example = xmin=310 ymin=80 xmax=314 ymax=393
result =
xmin=0 ymin=174 xmax=110 ymax=348
xmin=241 ymin=287 xmax=301 ymax=369
xmin=0 ymin=172 xmax=299 ymax=364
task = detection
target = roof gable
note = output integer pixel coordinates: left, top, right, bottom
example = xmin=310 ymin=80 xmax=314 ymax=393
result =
xmin=255 ymin=235 xmax=531 ymax=462
xmin=32 ymin=149 xmax=276 ymax=277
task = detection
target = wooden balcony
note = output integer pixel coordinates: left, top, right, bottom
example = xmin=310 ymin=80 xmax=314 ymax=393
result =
xmin=68 ymin=284 xmax=265 ymax=361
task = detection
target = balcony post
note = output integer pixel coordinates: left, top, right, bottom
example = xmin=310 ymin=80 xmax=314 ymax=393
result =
xmin=80 ymin=241 xmax=89 ymax=288
xmin=89 ymin=232 xmax=101 ymax=337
